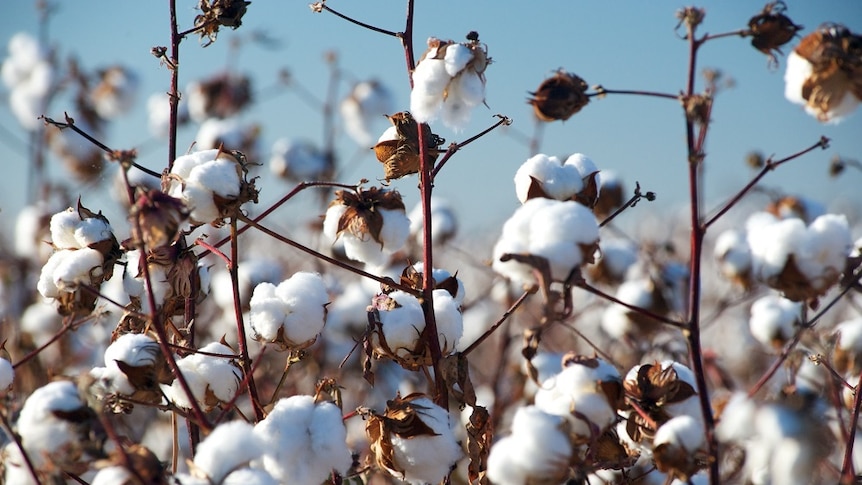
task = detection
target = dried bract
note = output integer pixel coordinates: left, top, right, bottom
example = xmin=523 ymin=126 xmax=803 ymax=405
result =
xmin=195 ymin=0 xmax=251 ymax=46
xmin=373 ymin=111 xmax=443 ymax=182
xmin=129 ymin=189 xmax=188 ymax=249
xmin=748 ymin=1 xmax=803 ymax=66
xmin=528 ymin=70 xmax=589 ymax=122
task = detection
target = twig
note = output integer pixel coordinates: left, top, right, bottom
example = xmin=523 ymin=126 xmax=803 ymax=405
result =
xmin=598 ymin=181 xmax=656 ymax=228
xmin=575 ymin=280 xmax=685 ymax=329
xmin=589 ymin=86 xmax=679 ymax=100
xmin=431 ymin=115 xmax=512 ymax=179
xmin=462 ymin=288 xmax=535 ymax=356
xmin=841 ymin=372 xmax=862 ymax=483
xmin=310 ymin=2 xmax=400 ymax=38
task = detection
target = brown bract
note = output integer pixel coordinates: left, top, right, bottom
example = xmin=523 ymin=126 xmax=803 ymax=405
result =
xmin=528 ymin=70 xmax=590 ymax=122
xmin=195 ymin=0 xmax=251 ymax=46
xmin=794 ymin=25 xmax=862 ymax=122
xmin=748 ymin=1 xmax=803 ymax=65
xmin=624 ymin=363 xmax=697 ymax=443
xmin=365 ymin=393 xmax=441 ymax=480
xmin=130 ymin=189 xmax=188 ymax=249
xmin=330 ymin=187 xmax=405 ymax=246
xmin=373 ymin=112 xmax=443 ymax=182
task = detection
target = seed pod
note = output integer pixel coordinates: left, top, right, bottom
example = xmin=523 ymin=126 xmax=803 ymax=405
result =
xmin=528 ymin=70 xmax=590 ymax=122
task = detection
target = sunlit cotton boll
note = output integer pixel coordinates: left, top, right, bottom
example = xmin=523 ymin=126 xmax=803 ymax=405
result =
xmin=341 ymin=79 xmax=395 ymax=147
xmin=534 ymin=361 xmax=619 ymax=438
xmin=323 ymin=198 xmax=410 ymax=266
xmin=254 ymin=395 xmax=352 ymax=485
xmin=247 ymin=271 xmax=329 ymax=349
xmin=514 ymin=153 xmax=584 ymax=203
xmin=492 ymin=198 xmax=599 ymax=287
xmin=191 ymin=421 xmax=266 ymax=483
xmin=487 ymin=406 xmax=573 ymax=485
xmin=168 ymin=149 xmax=242 ymax=225
xmin=749 ymin=294 xmax=801 ymax=348
xmin=386 ymin=396 xmax=464 ymax=484
xmin=15 ymin=381 xmax=88 ymax=469
xmin=161 ymin=341 xmax=240 ymax=411
xmin=90 ymin=332 xmax=161 ymax=396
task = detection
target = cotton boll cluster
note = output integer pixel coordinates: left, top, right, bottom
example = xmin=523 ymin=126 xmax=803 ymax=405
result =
xmin=748 ymin=294 xmax=801 ymax=349
xmin=4 ymin=381 xmax=97 ymax=480
xmin=161 ymin=341 xmax=241 ymax=412
xmin=487 ymin=405 xmax=573 ymax=485
xmin=410 ymin=34 xmax=489 ymax=130
xmin=784 ymin=25 xmax=862 ymax=123
xmin=89 ymin=65 xmax=138 ymax=119
xmin=247 ymin=271 xmax=329 ymax=350
xmin=254 ymin=395 xmax=352 ymax=484
xmin=323 ymin=187 xmax=410 ymax=266
xmin=37 ymin=205 xmax=120 ymax=317
xmin=534 ymin=355 xmax=622 ymax=439
xmin=1 ymin=32 xmax=54 ymax=131
xmin=167 ymin=148 xmax=254 ymax=226
xmin=492 ymin=198 xmax=600 ymax=287
xmin=341 ymin=79 xmax=395 ymax=146
xmin=269 ymin=137 xmax=330 ymax=181
xmin=366 ymin=393 xmax=464 ymax=484
xmin=513 ymin=152 xmax=600 ymax=204
xmin=408 ymin=197 xmax=458 ymax=246
xmin=746 ymin=211 xmax=852 ymax=301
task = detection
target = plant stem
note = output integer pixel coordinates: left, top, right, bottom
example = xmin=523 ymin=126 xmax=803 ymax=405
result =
xmin=431 ymin=115 xmax=512 ymax=179
xmin=168 ymin=0 xmax=180 ymax=171
xmin=462 ymin=288 xmax=534 ymax=356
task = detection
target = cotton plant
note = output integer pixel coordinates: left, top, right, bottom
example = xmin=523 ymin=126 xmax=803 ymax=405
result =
xmin=254 ymin=395 xmax=352 ymax=485
xmin=2 ymin=380 xmax=98 ymax=482
xmin=37 ymin=204 xmax=121 ymax=317
xmin=166 ymin=148 xmax=258 ymax=226
xmin=492 ymin=197 xmax=600 ymax=287
xmin=784 ymin=24 xmax=862 ymax=123
xmin=322 ymin=187 xmax=410 ymax=266
xmin=486 ymin=405 xmax=573 ymax=485
xmin=745 ymin=211 xmax=852 ymax=302
xmin=513 ymin=152 xmax=601 ymax=206
xmin=340 ymin=79 xmax=395 ymax=146
xmin=161 ymin=341 xmax=241 ymax=412
xmin=410 ymin=33 xmax=490 ymax=130
xmin=269 ymin=137 xmax=330 ymax=182
xmin=247 ymin=271 xmax=329 ymax=350
xmin=365 ymin=393 xmax=464 ymax=484
xmin=1 ymin=32 xmax=54 ymax=131
xmin=748 ymin=294 xmax=802 ymax=349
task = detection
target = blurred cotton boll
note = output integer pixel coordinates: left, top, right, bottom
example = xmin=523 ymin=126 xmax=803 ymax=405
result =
xmin=341 ymin=79 xmax=394 ymax=147
xmin=147 ymin=91 xmax=189 ymax=137
xmin=269 ymin=137 xmax=330 ymax=181
xmin=189 ymin=421 xmax=267 ymax=483
xmin=408 ymin=196 xmax=458 ymax=246
xmin=1 ymin=32 xmax=54 ymax=131
xmin=89 ymin=65 xmax=139 ymax=119
xmin=748 ymin=294 xmax=801 ymax=349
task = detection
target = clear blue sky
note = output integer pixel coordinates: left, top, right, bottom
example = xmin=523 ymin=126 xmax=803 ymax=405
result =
xmin=1 ymin=1 xmax=861 ymax=244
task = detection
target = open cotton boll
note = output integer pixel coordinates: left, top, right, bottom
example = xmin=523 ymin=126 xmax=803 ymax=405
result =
xmin=443 ymin=43 xmax=474 ymax=77
xmin=195 ymin=117 xmax=244 ymax=150
xmin=222 ymin=468 xmax=278 ymax=485
xmin=749 ymin=295 xmax=801 ymax=348
xmin=600 ymin=278 xmax=654 ymax=340
xmin=269 ymin=138 xmax=328 ymax=181
xmin=410 ymin=263 xmax=466 ymax=304
xmin=341 ymin=80 xmax=394 ymax=147
xmin=91 ymin=466 xmax=133 ymax=485
xmin=654 ymin=415 xmax=705 ymax=452
xmin=375 ymin=291 xmax=426 ymax=358
xmin=714 ymin=229 xmax=752 ymax=281
xmin=187 ymin=156 xmax=241 ymax=199
xmin=323 ymin=203 xmax=410 ymax=266
xmin=716 ymin=392 xmax=758 ymax=443
xmin=747 ymin=214 xmax=805 ymax=280
xmin=73 ymin=216 xmax=113 ymax=248
xmin=410 ymin=57 xmax=449 ymax=123
xmin=565 ymin=153 xmax=599 ymax=180
xmin=487 ymin=406 xmax=572 ymax=485
xmin=784 ymin=52 xmax=811 ymax=106
xmin=97 ymin=333 xmax=161 ymax=395
xmin=17 ymin=381 xmax=87 ymax=464
xmin=794 ymin=214 xmax=851 ymax=282
xmin=248 ymin=272 xmax=329 ymax=348
xmin=514 ymin=154 xmax=583 ymax=203
xmin=162 ymin=342 xmax=240 ymax=411
xmin=51 ymin=247 xmax=104 ymax=292
xmin=193 ymin=421 xmax=264 ymax=483
xmin=387 ymin=396 xmax=463 ymax=484
xmin=255 ymin=395 xmax=352 ymax=485
xmin=49 ymin=208 xmax=86 ymax=249
xmin=431 ymin=289 xmax=463 ymax=354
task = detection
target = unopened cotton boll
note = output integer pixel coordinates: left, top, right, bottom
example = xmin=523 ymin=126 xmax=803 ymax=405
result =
xmin=487 ymin=406 xmax=572 ymax=485
xmin=254 ymin=395 xmax=352 ymax=485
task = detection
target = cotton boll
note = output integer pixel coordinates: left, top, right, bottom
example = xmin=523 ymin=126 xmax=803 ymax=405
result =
xmin=17 ymin=381 xmax=87 ymax=466
xmin=269 ymin=138 xmax=328 ymax=181
xmin=487 ymin=406 xmax=572 ymax=485
xmin=408 ymin=197 xmax=458 ymax=246
xmin=193 ymin=421 xmax=264 ymax=483
xmin=443 ymin=43 xmax=473 ymax=77
xmin=49 ymin=208 xmax=85 ymax=249
xmin=431 ymin=289 xmax=463 ymax=354
xmin=795 ymin=214 xmax=851 ymax=283
xmin=654 ymin=415 xmax=705 ymax=452
xmin=0 ymin=357 xmax=13 ymax=391
xmin=52 ymin=247 xmax=104 ymax=291
xmin=600 ymin=278 xmax=653 ymax=340
xmin=341 ymin=80 xmax=394 ymax=147
xmin=715 ymin=392 xmax=758 ymax=443
xmin=195 ymin=117 xmax=244 ymax=150
xmin=187 ymin=156 xmax=241 ymax=199
xmin=91 ymin=466 xmax=133 ymax=485
xmin=565 ymin=153 xmax=599 ymax=180
xmin=387 ymin=396 xmax=464 ymax=484
xmin=375 ymin=291 xmax=426 ymax=359
xmin=162 ymin=342 xmax=240 ymax=411
xmin=714 ymin=229 xmax=751 ymax=281
xmin=783 ymin=52 xmax=811 ymax=106
xmin=410 ymin=58 xmax=449 ymax=123
xmin=513 ymin=154 xmax=582 ymax=203
xmin=90 ymin=66 xmax=139 ymax=119
xmin=73 ymin=216 xmax=113 ymax=247
xmin=37 ymin=249 xmax=70 ymax=298
xmin=222 ymin=468 xmax=278 ymax=485
xmin=98 ymin=333 xmax=161 ymax=395
xmin=255 ymin=395 xmax=352 ymax=485
xmin=749 ymin=295 xmax=801 ymax=348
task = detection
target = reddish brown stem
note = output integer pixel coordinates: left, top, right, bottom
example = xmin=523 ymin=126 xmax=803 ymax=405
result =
xmin=229 ymin=217 xmax=265 ymax=421
xmin=430 ymin=115 xmax=512 ymax=180
xmin=575 ymin=281 xmax=685 ymax=329
xmin=841 ymin=372 xmax=862 ymax=483
xmin=462 ymin=288 xmax=535 ymax=356
xmin=167 ymin=0 xmax=180 ymax=171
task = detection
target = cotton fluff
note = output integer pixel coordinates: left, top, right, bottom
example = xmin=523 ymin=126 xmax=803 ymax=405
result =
xmin=388 ymin=396 xmax=464 ymax=484
xmin=37 ymin=248 xmax=104 ymax=298
xmin=431 ymin=289 xmax=463 ymax=354
xmin=16 ymin=381 xmax=87 ymax=466
xmin=534 ymin=360 xmax=620 ymax=437
xmin=487 ymin=406 xmax=572 ymax=485
xmin=746 ymin=211 xmax=851 ymax=299
xmin=89 ymin=333 xmax=160 ymax=396
xmin=373 ymin=290 xmax=427 ymax=359
xmin=1 ymin=32 xmax=54 ymax=130
xmin=411 ymin=38 xmax=487 ymax=130
xmin=514 ymin=153 xmax=584 ymax=203
xmin=269 ymin=138 xmax=328 ymax=181
xmin=0 ymin=357 xmax=13 ymax=391
xmin=167 ymin=149 xmax=242 ymax=225
xmin=654 ymin=415 xmax=705 ymax=452
xmin=322 ymin=202 xmax=410 ymax=266
xmin=714 ymin=228 xmax=752 ymax=283
xmin=749 ymin=295 xmax=801 ymax=348
xmin=90 ymin=66 xmax=139 ymax=119
xmin=408 ymin=197 xmax=458 ymax=246
xmin=492 ymin=198 xmax=599 ymax=286
xmin=161 ymin=341 xmax=240 ymax=411
xmin=193 ymin=421 xmax=265 ymax=483
xmin=785 ymin=50 xmax=859 ymax=124
xmin=91 ymin=466 xmax=133 ymax=485
xmin=254 ymin=395 xmax=352 ymax=485
xmin=340 ymin=79 xmax=394 ymax=146
xmin=248 ymin=271 xmax=329 ymax=348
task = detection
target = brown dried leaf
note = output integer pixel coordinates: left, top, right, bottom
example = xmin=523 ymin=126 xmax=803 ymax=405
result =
xmin=466 ymin=406 xmax=492 ymax=484
xmin=440 ymin=352 xmax=477 ymax=407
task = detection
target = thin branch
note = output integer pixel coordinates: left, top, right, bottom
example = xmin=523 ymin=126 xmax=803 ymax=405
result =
xmin=168 ymin=0 xmax=181 ymax=171
xmin=598 ymin=181 xmax=656 ymax=228
xmin=575 ymin=280 xmax=685 ymax=329
xmin=310 ymin=2 xmax=400 ymax=37
xmin=431 ymin=115 xmax=512 ymax=179
xmin=588 ymin=86 xmax=679 ymax=101
xmin=12 ymin=314 xmax=96 ymax=369
xmin=700 ymin=29 xmax=750 ymax=43
xmin=841 ymin=372 xmax=862 ymax=483
xmin=462 ymin=288 xmax=535 ymax=356
xmin=704 ymin=136 xmax=830 ymax=228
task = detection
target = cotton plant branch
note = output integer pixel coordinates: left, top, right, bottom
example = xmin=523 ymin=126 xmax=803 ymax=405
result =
xmin=430 ymin=115 xmax=512 ymax=179
xmin=598 ymin=181 xmax=656 ymax=228
xmin=462 ymin=288 xmax=535 ymax=356
xmin=12 ymin=313 xmax=98 ymax=370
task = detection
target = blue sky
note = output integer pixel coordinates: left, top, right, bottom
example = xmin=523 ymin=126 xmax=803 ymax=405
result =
xmin=1 ymin=0 xmax=861 ymax=243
